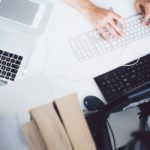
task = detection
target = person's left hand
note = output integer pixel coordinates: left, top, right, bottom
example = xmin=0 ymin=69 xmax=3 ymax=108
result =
xmin=135 ymin=0 xmax=150 ymax=26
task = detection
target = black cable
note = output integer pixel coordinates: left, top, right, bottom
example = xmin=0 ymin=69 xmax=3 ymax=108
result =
xmin=107 ymin=120 xmax=117 ymax=150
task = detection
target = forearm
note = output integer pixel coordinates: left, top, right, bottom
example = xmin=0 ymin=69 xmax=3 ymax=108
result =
xmin=63 ymin=0 xmax=96 ymax=13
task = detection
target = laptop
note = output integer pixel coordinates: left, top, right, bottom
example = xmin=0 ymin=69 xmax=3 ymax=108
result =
xmin=0 ymin=0 xmax=53 ymax=85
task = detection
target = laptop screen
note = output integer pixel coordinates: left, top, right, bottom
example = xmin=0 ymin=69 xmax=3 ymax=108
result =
xmin=0 ymin=0 xmax=39 ymax=25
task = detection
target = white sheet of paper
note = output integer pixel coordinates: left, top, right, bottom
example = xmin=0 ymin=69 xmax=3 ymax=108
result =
xmin=0 ymin=116 xmax=28 ymax=150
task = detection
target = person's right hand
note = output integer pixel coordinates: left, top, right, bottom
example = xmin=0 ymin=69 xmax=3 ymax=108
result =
xmin=135 ymin=0 xmax=150 ymax=26
xmin=83 ymin=5 xmax=125 ymax=40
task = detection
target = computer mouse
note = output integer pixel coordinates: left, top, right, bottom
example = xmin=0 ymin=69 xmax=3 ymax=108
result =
xmin=84 ymin=96 xmax=105 ymax=111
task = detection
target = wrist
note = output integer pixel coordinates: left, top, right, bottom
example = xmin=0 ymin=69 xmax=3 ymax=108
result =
xmin=80 ymin=1 xmax=97 ymax=16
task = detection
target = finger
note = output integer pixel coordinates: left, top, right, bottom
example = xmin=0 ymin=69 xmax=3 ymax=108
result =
xmin=135 ymin=2 xmax=142 ymax=14
xmin=109 ymin=19 xmax=124 ymax=36
xmin=147 ymin=22 xmax=150 ymax=27
xmin=144 ymin=5 xmax=150 ymax=23
xmin=98 ymin=27 xmax=109 ymax=40
xmin=105 ymin=24 xmax=121 ymax=39
xmin=95 ymin=22 xmax=110 ymax=40
xmin=111 ymin=12 xmax=125 ymax=27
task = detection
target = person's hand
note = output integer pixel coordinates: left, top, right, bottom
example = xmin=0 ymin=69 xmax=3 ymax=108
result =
xmin=83 ymin=5 xmax=125 ymax=40
xmin=135 ymin=0 xmax=150 ymax=25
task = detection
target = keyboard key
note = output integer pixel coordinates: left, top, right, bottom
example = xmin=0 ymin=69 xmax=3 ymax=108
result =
xmin=9 ymin=53 xmax=13 ymax=58
xmin=11 ymin=59 xmax=15 ymax=63
xmin=11 ymin=74 xmax=16 ymax=78
xmin=2 ymin=71 xmax=6 ymax=75
xmin=0 ymin=50 xmax=3 ymax=54
xmin=6 ymin=57 xmax=10 ymax=62
xmin=6 ymin=67 xmax=10 ymax=72
xmin=13 ymin=55 xmax=18 ymax=59
xmin=1 ymin=56 xmax=6 ymax=60
xmin=11 ymin=64 xmax=19 ymax=69
xmin=7 ymin=63 xmax=11 ymax=67
xmin=18 ymin=56 xmax=23 ymax=61
xmin=0 ymin=75 xmax=4 ymax=78
xmin=1 ymin=66 xmax=5 ymax=70
xmin=10 ymin=78 xmax=14 ymax=81
xmin=11 ymin=69 xmax=17 ymax=74
xmin=15 ymin=60 xmax=21 ymax=65
xmin=3 ymin=52 xmax=9 ymax=56
xmin=2 ymin=61 xmax=6 ymax=65
xmin=7 ymin=72 xmax=11 ymax=77
xmin=5 ymin=76 xmax=9 ymax=80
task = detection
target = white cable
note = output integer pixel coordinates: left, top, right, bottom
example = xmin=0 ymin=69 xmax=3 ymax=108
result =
xmin=122 ymin=57 xmax=140 ymax=67
xmin=121 ymin=45 xmax=142 ymax=67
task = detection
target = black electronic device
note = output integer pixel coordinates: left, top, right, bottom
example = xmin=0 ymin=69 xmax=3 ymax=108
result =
xmin=84 ymin=96 xmax=113 ymax=150
xmin=84 ymin=96 xmax=105 ymax=111
xmin=94 ymin=54 xmax=150 ymax=111
xmin=84 ymin=84 xmax=150 ymax=150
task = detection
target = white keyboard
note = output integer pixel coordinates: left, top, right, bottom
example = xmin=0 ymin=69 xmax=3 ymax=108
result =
xmin=69 ymin=15 xmax=150 ymax=62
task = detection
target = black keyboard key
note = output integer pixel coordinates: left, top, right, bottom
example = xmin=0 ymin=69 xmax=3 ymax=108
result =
xmin=5 ymin=76 xmax=9 ymax=80
xmin=3 ymin=52 xmax=9 ymax=56
xmin=0 ymin=50 xmax=2 ymax=54
xmin=1 ymin=56 xmax=6 ymax=60
xmin=7 ymin=72 xmax=11 ymax=77
xmin=0 ymin=75 xmax=4 ymax=78
xmin=7 ymin=63 xmax=11 ymax=67
xmin=11 ymin=59 xmax=15 ymax=63
xmin=10 ymin=78 xmax=14 ymax=81
xmin=9 ymin=53 xmax=13 ymax=58
xmin=6 ymin=57 xmax=10 ymax=62
xmin=1 ymin=66 xmax=5 ymax=70
xmin=11 ymin=69 xmax=17 ymax=74
xmin=13 ymin=55 xmax=18 ymax=59
xmin=2 ymin=61 xmax=6 ymax=65
xmin=15 ymin=60 xmax=21 ymax=65
xmin=6 ymin=67 xmax=10 ymax=72
xmin=11 ymin=74 xmax=16 ymax=78
xmin=18 ymin=56 xmax=23 ymax=61
xmin=2 ymin=71 xmax=6 ymax=75
xmin=11 ymin=64 xmax=19 ymax=69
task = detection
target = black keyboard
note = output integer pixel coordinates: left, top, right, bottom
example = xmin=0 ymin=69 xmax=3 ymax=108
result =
xmin=94 ymin=54 xmax=150 ymax=103
xmin=0 ymin=50 xmax=23 ymax=81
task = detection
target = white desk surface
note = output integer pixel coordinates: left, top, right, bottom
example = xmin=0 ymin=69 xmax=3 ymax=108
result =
xmin=1 ymin=0 xmax=150 ymax=148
